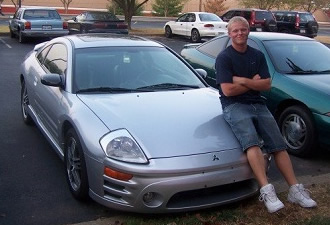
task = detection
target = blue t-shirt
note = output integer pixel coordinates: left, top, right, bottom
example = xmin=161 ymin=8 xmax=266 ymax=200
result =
xmin=215 ymin=45 xmax=270 ymax=109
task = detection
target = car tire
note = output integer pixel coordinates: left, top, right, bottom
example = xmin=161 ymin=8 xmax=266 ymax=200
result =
xmin=307 ymin=21 xmax=318 ymax=35
xmin=165 ymin=26 xmax=172 ymax=38
xmin=191 ymin=29 xmax=201 ymax=43
xmin=10 ymin=29 xmax=15 ymax=38
xmin=21 ymin=80 xmax=33 ymax=125
xmin=64 ymin=128 xmax=89 ymax=201
xmin=279 ymin=27 xmax=290 ymax=33
xmin=18 ymin=30 xmax=26 ymax=43
xmin=265 ymin=19 xmax=277 ymax=32
xmin=278 ymin=105 xmax=317 ymax=157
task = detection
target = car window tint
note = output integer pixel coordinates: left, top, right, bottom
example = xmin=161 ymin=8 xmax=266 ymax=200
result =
xmin=187 ymin=14 xmax=195 ymax=22
xmin=43 ymin=44 xmax=67 ymax=75
xmin=177 ymin=14 xmax=188 ymax=22
xmin=284 ymin=13 xmax=295 ymax=23
xmin=199 ymin=13 xmax=221 ymax=22
xmin=198 ymin=36 xmax=229 ymax=58
xmin=247 ymin=39 xmax=260 ymax=50
xmin=23 ymin=10 xmax=60 ymax=19
xmin=37 ymin=45 xmax=52 ymax=65
xmin=255 ymin=11 xmax=273 ymax=20
xmin=15 ymin=9 xmax=22 ymax=19
xmin=264 ymin=40 xmax=330 ymax=73
xmin=242 ymin=11 xmax=251 ymax=20
xmin=274 ymin=12 xmax=284 ymax=21
xmin=299 ymin=13 xmax=314 ymax=22
xmin=73 ymin=47 xmax=205 ymax=91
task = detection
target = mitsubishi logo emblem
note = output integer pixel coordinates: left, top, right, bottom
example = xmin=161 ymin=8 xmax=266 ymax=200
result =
xmin=212 ymin=154 xmax=219 ymax=161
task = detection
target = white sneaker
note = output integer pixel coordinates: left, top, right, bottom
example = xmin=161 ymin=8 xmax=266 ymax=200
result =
xmin=288 ymin=184 xmax=317 ymax=208
xmin=259 ymin=184 xmax=285 ymax=213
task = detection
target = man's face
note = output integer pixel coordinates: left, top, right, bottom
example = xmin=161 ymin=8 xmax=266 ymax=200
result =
xmin=228 ymin=21 xmax=250 ymax=46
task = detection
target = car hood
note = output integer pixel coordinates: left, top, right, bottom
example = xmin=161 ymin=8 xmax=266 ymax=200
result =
xmin=78 ymin=88 xmax=240 ymax=158
xmin=286 ymin=74 xmax=330 ymax=95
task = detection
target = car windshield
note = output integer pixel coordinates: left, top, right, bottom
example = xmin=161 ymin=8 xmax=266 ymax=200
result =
xmin=199 ymin=13 xmax=222 ymax=22
xmin=23 ymin=10 xmax=61 ymax=19
xmin=87 ymin=12 xmax=119 ymax=21
xmin=264 ymin=40 xmax=330 ymax=74
xmin=73 ymin=46 xmax=205 ymax=93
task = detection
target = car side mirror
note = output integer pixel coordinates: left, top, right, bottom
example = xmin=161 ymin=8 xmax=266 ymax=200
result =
xmin=195 ymin=68 xmax=207 ymax=79
xmin=41 ymin=73 xmax=64 ymax=88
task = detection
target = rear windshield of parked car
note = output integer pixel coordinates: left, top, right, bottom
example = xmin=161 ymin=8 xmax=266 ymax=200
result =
xmin=199 ymin=13 xmax=222 ymax=22
xmin=87 ymin=12 xmax=119 ymax=21
xmin=23 ymin=10 xmax=61 ymax=19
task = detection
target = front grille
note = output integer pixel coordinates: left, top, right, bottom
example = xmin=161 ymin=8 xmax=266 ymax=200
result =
xmin=167 ymin=179 xmax=258 ymax=209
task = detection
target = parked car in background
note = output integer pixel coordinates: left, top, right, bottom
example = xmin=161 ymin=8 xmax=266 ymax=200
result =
xmin=8 ymin=7 xmax=69 ymax=43
xmin=19 ymin=33 xmax=268 ymax=213
xmin=181 ymin=32 xmax=330 ymax=157
xmin=272 ymin=11 xmax=318 ymax=38
xmin=67 ymin=11 xmax=128 ymax=34
xmin=164 ymin=12 xmax=228 ymax=43
xmin=221 ymin=8 xmax=277 ymax=32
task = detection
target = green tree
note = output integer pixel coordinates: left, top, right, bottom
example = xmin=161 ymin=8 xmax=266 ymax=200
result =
xmin=108 ymin=0 xmax=149 ymax=30
xmin=108 ymin=0 xmax=143 ymax=16
xmin=204 ymin=0 xmax=228 ymax=16
xmin=152 ymin=0 xmax=184 ymax=17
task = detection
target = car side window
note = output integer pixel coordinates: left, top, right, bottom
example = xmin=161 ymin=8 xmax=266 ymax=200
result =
xmin=177 ymin=14 xmax=188 ymax=22
xmin=15 ymin=9 xmax=22 ymax=19
xmin=76 ymin=13 xmax=85 ymax=21
xmin=198 ymin=36 xmax=230 ymax=58
xmin=43 ymin=44 xmax=68 ymax=75
xmin=222 ymin=11 xmax=234 ymax=20
xmin=37 ymin=45 xmax=52 ymax=65
xmin=247 ymin=39 xmax=260 ymax=50
xmin=226 ymin=38 xmax=260 ymax=51
xmin=187 ymin=14 xmax=196 ymax=22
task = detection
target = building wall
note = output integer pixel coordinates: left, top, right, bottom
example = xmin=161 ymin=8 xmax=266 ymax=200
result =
xmin=1 ymin=0 xmax=238 ymax=13
xmin=1 ymin=0 xmax=329 ymax=21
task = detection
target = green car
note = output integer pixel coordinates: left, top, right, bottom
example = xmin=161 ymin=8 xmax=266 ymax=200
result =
xmin=181 ymin=32 xmax=330 ymax=157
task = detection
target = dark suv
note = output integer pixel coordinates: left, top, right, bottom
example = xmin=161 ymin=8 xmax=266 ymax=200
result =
xmin=272 ymin=11 xmax=318 ymax=38
xmin=221 ymin=8 xmax=277 ymax=32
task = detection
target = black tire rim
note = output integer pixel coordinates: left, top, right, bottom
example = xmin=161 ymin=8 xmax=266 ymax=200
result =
xmin=66 ymin=137 xmax=82 ymax=192
xmin=281 ymin=113 xmax=307 ymax=150
xmin=21 ymin=84 xmax=29 ymax=120
xmin=191 ymin=30 xmax=199 ymax=42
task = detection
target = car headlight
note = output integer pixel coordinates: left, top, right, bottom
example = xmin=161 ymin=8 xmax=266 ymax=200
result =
xmin=100 ymin=129 xmax=148 ymax=164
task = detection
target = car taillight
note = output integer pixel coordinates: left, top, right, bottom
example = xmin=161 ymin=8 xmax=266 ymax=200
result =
xmin=295 ymin=14 xmax=300 ymax=29
xmin=117 ymin=23 xmax=128 ymax=29
xmin=251 ymin=11 xmax=256 ymax=26
xmin=94 ymin=23 xmax=107 ymax=29
xmin=63 ymin=21 xmax=68 ymax=29
xmin=204 ymin=24 xmax=214 ymax=28
xmin=24 ymin=21 xmax=31 ymax=30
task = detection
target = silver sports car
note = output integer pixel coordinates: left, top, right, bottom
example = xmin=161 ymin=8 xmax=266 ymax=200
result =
xmin=20 ymin=33 xmax=261 ymax=213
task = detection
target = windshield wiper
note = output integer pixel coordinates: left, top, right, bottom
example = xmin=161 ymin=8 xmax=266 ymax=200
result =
xmin=77 ymin=87 xmax=142 ymax=93
xmin=137 ymin=83 xmax=200 ymax=90
xmin=286 ymin=69 xmax=330 ymax=75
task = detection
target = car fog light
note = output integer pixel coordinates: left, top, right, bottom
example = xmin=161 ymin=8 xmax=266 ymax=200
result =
xmin=142 ymin=192 xmax=163 ymax=207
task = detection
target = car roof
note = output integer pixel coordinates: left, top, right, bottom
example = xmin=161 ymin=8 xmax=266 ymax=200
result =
xmin=272 ymin=10 xmax=312 ymax=14
xmin=62 ymin=33 xmax=165 ymax=49
xmin=227 ymin=8 xmax=270 ymax=12
xmin=248 ymin=32 xmax=315 ymax=41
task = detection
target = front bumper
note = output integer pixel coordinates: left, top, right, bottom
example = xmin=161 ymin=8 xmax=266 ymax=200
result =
xmin=85 ymin=149 xmax=259 ymax=213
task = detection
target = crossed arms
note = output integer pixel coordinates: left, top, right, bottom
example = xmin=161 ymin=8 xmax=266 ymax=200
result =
xmin=220 ymin=74 xmax=271 ymax=97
